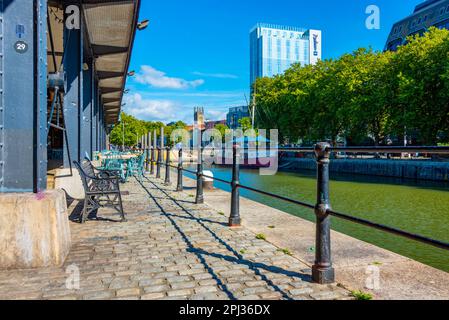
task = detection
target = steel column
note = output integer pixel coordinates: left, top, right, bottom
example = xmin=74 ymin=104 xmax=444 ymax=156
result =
xmin=312 ymin=142 xmax=335 ymax=284
xmin=81 ymin=59 xmax=93 ymax=160
xmin=63 ymin=5 xmax=82 ymax=166
xmin=0 ymin=0 xmax=48 ymax=192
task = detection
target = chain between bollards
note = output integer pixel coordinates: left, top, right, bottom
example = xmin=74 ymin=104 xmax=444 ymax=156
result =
xmin=229 ymin=144 xmax=241 ymax=227
xmin=165 ymin=147 xmax=171 ymax=185
xmin=177 ymin=149 xmax=183 ymax=192
xmin=312 ymin=142 xmax=335 ymax=284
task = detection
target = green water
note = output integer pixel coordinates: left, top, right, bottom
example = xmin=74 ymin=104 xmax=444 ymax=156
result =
xmin=186 ymin=167 xmax=449 ymax=272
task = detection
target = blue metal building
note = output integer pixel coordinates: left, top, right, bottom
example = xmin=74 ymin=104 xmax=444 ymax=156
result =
xmin=0 ymin=0 xmax=141 ymax=193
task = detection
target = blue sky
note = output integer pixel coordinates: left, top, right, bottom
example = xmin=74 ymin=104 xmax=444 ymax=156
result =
xmin=124 ymin=0 xmax=422 ymax=124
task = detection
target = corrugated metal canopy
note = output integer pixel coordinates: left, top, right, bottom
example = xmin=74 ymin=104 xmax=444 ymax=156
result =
xmin=82 ymin=0 xmax=140 ymax=124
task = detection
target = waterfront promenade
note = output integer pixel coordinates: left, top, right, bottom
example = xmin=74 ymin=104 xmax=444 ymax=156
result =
xmin=0 ymin=175 xmax=350 ymax=300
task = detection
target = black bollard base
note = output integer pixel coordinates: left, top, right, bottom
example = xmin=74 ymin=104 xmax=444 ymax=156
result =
xmin=228 ymin=217 xmax=241 ymax=227
xmin=195 ymin=196 xmax=204 ymax=204
xmin=312 ymin=265 xmax=335 ymax=284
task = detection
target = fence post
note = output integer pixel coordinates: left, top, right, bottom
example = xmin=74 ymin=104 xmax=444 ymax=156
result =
xmin=195 ymin=146 xmax=204 ymax=204
xmin=150 ymin=147 xmax=155 ymax=175
xmin=146 ymin=133 xmax=151 ymax=172
xmin=165 ymin=147 xmax=171 ymax=185
xmin=177 ymin=149 xmax=183 ymax=192
xmin=156 ymin=147 xmax=162 ymax=179
xmin=312 ymin=142 xmax=335 ymax=284
xmin=229 ymin=145 xmax=241 ymax=227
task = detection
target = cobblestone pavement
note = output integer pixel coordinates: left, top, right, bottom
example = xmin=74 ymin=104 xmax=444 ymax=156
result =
xmin=0 ymin=175 xmax=351 ymax=300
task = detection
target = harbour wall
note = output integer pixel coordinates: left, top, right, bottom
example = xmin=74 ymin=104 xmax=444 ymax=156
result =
xmin=280 ymin=158 xmax=449 ymax=182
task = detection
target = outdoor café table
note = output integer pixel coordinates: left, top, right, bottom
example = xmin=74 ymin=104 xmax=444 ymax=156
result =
xmin=100 ymin=153 xmax=143 ymax=182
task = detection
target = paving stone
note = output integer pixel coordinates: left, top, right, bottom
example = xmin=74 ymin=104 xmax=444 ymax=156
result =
xmin=167 ymin=289 xmax=193 ymax=297
xmin=143 ymin=285 xmax=170 ymax=293
xmin=194 ymin=286 xmax=218 ymax=294
xmin=141 ymin=292 xmax=166 ymax=300
xmin=116 ymin=288 xmax=141 ymax=297
xmin=0 ymin=176 xmax=349 ymax=301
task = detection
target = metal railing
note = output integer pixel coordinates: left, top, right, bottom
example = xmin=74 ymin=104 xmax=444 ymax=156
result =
xmin=143 ymin=143 xmax=449 ymax=285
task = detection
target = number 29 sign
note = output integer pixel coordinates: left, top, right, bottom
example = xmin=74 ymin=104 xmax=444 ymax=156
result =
xmin=14 ymin=41 xmax=29 ymax=54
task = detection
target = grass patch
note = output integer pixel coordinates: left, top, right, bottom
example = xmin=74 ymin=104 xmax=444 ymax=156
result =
xmin=268 ymin=226 xmax=276 ymax=229
xmin=188 ymin=194 xmax=194 ymax=198
xmin=218 ymin=212 xmax=225 ymax=216
xmin=277 ymin=248 xmax=293 ymax=256
xmin=240 ymin=249 xmax=247 ymax=254
xmin=350 ymin=290 xmax=373 ymax=301
xmin=371 ymin=261 xmax=383 ymax=266
xmin=255 ymin=233 xmax=267 ymax=241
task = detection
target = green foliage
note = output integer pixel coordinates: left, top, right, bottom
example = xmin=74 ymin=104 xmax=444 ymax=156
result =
xmin=255 ymin=233 xmax=267 ymax=240
xmin=214 ymin=124 xmax=230 ymax=140
xmin=254 ymin=28 xmax=449 ymax=146
xmin=238 ymin=117 xmax=253 ymax=132
xmin=277 ymin=248 xmax=293 ymax=256
xmin=351 ymin=290 xmax=373 ymax=301
xmin=109 ymin=113 xmax=186 ymax=147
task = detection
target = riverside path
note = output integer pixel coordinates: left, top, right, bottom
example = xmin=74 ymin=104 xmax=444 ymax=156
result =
xmin=0 ymin=175 xmax=350 ymax=300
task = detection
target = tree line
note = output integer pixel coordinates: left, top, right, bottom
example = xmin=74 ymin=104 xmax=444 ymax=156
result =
xmin=254 ymin=27 xmax=449 ymax=146
xmin=109 ymin=113 xmax=188 ymax=147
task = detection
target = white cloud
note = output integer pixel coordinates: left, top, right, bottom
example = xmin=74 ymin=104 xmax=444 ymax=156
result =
xmin=192 ymin=71 xmax=238 ymax=79
xmin=123 ymin=93 xmax=177 ymax=121
xmin=134 ymin=65 xmax=205 ymax=89
xmin=205 ymin=110 xmax=228 ymax=121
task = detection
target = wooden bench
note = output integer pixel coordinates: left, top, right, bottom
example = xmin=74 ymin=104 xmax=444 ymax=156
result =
xmin=73 ymin=158 xmax=127 ymax=224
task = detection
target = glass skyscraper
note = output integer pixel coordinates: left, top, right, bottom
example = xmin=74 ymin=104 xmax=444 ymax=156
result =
xmin=250 ymin=23 xmax=322 ymax=85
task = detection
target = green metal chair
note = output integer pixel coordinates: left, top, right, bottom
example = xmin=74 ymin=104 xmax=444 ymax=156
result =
xmin=103 ymin=158 xmax=126 ymax=182
xmin=127 ymin=155 xmax=146 ymax=182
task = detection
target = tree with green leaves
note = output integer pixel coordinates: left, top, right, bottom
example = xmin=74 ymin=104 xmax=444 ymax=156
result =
xmin=253 ymin=27 xmax=449 ymax=146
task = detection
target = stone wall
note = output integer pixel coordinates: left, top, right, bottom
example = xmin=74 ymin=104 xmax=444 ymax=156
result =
xmin=281 ymin=158 xmax=449 ymax=182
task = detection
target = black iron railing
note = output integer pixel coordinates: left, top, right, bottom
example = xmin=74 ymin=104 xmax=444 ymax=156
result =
xmin=143 ymin=143 xmax=449 ymax=285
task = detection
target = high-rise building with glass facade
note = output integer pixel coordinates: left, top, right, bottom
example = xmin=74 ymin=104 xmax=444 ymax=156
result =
xmin=250 ymin=23 xmax=322 ymax=85
xmin=385 ymin=0 xmax=449 ymax=51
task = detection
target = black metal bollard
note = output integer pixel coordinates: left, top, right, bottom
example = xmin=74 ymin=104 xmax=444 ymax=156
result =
xmin=165 ymin=147 xmax=171 ymax=185
xmin=177 ymin=149 xmax=183 ymax=192
xmin=156 ymin=147 xmax=162 ymax=179
xmin=150 ymin=147 xmax=155 ymax=175
xmin=195 ymin=147 xmax=204 ymax=204
xmin=229 ymin=145 xmax=241 ymax=227
xmin=312 ymin=142 xmax=335 ymax=284
xmin=145 ymin=146 xmax=150 ymax=173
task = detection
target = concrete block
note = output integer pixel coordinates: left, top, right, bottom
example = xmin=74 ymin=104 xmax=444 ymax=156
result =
xmin=54 ymin=168 xmax=84 ymax=200
xmin=0 ymin=190 xmax=71 ymax=269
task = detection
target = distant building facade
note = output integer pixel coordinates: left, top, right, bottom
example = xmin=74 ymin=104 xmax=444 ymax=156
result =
xmin=227 ymin=106 xmax=250 ymax=129
xmin=205 ymin=120 xmax=227 ymax=130
xmin=385 ymin=0 xmax=449 ymax=51
xmin=250 ymin=23 xmax=322 ymax=85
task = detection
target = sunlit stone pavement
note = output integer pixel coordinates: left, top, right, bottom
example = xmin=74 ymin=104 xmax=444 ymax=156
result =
xmin=0 ymin=175 xmax=351 ymax=300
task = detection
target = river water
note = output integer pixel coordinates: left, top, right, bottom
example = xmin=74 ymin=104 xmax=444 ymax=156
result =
xmin=186 ymin=166 xmax=449 ymax=272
